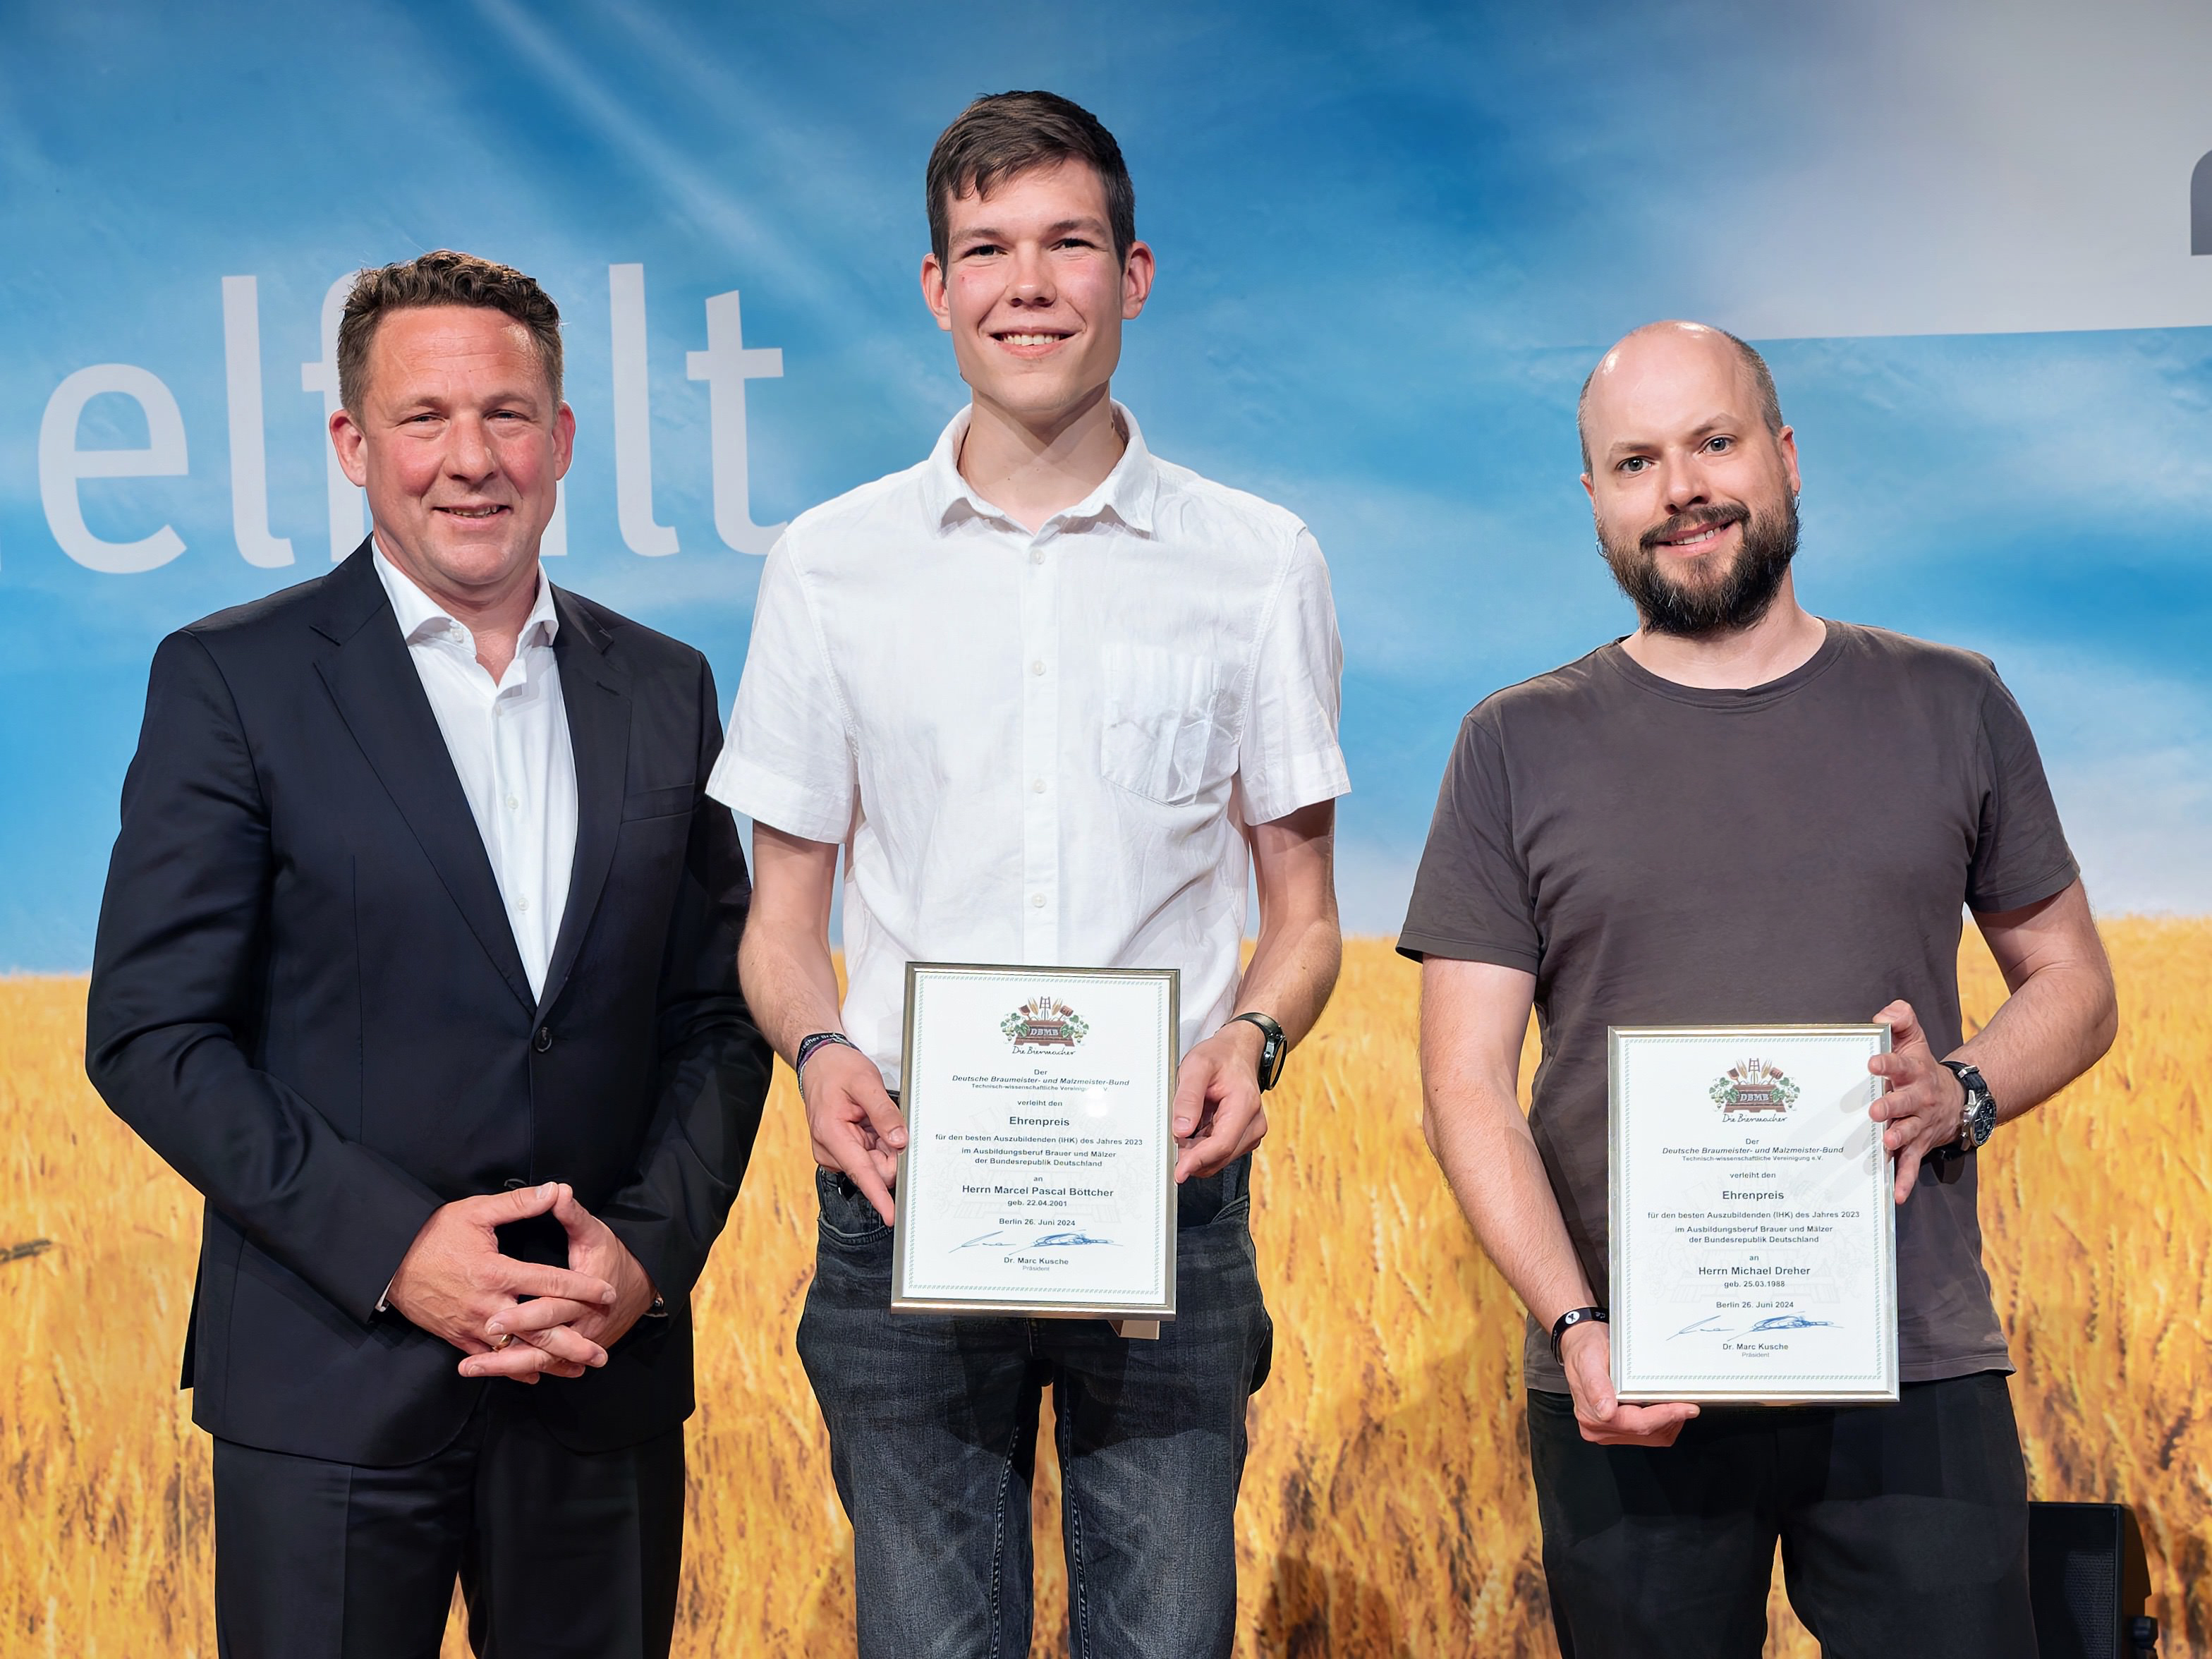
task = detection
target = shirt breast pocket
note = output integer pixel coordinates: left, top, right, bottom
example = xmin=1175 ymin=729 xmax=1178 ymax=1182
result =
xmin=1099 ymin=643 xmax=1235 ymax=807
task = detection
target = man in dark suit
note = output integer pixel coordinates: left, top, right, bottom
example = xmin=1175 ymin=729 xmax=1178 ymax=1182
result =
xmin=85 ymin=249 xmax=772 ymax=1658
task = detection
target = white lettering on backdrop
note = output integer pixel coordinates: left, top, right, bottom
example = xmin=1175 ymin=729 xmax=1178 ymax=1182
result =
xmin=39 ymin=364 xmax=191 ymax=574
xmin=686 ymin=289 xmax=785 ymax=557
xmin=299 ymin=274 xmax=365 ymax=563
xmin=221 ymin=275 xmax=296 ymax=570
xmin=609 ymin=262 xmax=678 ymax=559
xmin=33 ymin=265 xmax=782 ymax=573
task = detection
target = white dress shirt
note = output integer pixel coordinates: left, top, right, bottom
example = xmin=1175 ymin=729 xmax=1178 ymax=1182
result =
xmin=708 ymin=403 xmax=1349 ymax=1087
xmin=373 ymin=545 xmax=577 ymax=1001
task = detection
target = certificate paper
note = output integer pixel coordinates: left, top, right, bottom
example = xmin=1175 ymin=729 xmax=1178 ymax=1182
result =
xmin=1609 ymin=1025 xmax=1898 ymax=1404
xmin=891 ymin=964 xmax=1178 ymax=1320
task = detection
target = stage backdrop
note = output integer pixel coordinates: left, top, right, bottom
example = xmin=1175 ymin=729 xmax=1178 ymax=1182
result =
xmin=2 ymin=2 xmax=2208 ymax=1655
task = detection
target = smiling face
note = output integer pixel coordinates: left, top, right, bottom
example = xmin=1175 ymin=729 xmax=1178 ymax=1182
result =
xmin=1581 ymin=323 xmax=1803 ymax=638
xmin=330 ymin=304 xmax=573 ymax=609
xmin=921 ymin=159 xmax=1153 ymax=434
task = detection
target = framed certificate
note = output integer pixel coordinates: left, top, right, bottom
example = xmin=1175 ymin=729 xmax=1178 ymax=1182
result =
xmin=1609 ymin=1024 xmax=1898 ymax=1405
xmin=890 ymin=963 xmax=1179 ymax=1323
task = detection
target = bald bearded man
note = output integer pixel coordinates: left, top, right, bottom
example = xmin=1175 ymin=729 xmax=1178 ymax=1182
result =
xmin=1402 ymin=321 xmax=2115 ymax=1656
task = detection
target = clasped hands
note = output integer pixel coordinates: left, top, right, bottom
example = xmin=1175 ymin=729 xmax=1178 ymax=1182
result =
xmin=801 ymin=1022 xmax=1272 ymax=1228
xmin=384 ymin=1181 xmax=658 ymax=1384
xmin=1563 ymin=999 xmax=1966 ymax=1449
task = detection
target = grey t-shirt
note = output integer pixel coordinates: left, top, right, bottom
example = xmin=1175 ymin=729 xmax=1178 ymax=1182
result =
xmin=1399 ymin=623 xmax=2079 ymax=1394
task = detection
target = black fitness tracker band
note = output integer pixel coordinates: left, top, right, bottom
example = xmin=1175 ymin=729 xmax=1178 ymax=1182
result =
xmin=1229 ymin=1011 xmax=1288 ymax=1090
xmin=1550 ymin=1306 xmax=1609 ymax=1364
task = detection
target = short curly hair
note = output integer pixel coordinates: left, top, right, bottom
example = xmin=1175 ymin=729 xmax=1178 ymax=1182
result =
xmin=336 ymin=250 xmax=564 ymax=413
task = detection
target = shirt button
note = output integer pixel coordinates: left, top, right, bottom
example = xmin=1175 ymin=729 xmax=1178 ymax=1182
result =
xmin=1030 ymin=893 xmax=1046 ymax=909
xmin=1030 ymin=548 xmax=1045 ymax=566
xmin=1031 ymin=779 xmax=1046 ymax=794
xmin=504 ymin=795 xmax=520 ymax=811
xmin=1030 ymin=660 xmax=1046 ymax=676
xmin=516 ymin=897 xmax=531 ymax=912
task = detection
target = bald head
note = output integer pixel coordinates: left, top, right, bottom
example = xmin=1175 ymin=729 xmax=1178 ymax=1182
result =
xmin=1579 ymin=319 xmax=1803 ymax=639
xmin=1577 ymin=321 xmax=1782 ymax=475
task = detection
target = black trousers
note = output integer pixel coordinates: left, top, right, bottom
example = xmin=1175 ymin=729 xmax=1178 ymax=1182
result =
xmin=1528 ymin=1371 xmax=2036 ymax=1659
xmin=212 ymin=1387 xmax=684 ymax=1659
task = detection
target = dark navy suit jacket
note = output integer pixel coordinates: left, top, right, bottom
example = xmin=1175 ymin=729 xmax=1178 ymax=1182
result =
xmin=86 ymin=542 xmax=772 ymax=1465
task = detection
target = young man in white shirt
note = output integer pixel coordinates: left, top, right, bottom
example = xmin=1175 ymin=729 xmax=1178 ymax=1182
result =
xmin=714 ymin=92 xmax=1348 ymax=1658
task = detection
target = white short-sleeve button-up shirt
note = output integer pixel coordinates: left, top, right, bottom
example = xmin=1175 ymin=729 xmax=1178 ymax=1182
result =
xmin=708 ymin=404 xmax=1349 ymax=1086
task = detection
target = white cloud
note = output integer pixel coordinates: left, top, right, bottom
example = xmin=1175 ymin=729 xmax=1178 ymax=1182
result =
xmin=1695 ymin=0 xmax=2212 ymax=338
xmin=1987 ymin=640 xmax=2212 ymax=914
xmin=2060 ymin=753 xmax=2212 ymax=916
xmin=1335 ymin=836 xmax=1422 ymax=939
xmin=1770 ymin=334 xmax=2212 ymax=588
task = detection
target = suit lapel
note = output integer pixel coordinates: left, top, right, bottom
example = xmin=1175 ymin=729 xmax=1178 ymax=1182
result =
xmin=537 ymin=588 xmax=631 ymax=1019
xmin=311 ymin=544 xmax=536 ymax=1013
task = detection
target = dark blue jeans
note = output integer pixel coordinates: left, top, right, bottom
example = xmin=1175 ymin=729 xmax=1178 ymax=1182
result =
xmin=797 ymin=1155 xmax=1274 ymax=1659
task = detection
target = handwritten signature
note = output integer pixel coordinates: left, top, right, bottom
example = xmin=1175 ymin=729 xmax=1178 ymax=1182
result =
xmin=1668 ymin=1312 xmax=1837 ymax=1340
xmin=954 ymin=1229 xmax=1119 ymax=1253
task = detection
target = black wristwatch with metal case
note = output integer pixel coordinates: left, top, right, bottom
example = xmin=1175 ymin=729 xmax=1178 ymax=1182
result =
xmin=1936 ymin=1059 xmax=1998 ymax=1160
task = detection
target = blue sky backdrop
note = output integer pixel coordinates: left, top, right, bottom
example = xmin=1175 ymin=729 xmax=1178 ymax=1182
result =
xmin=2 ymin=0 xmax=2208 ymax=965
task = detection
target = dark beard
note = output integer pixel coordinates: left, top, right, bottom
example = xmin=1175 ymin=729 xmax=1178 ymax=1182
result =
xmin=1600 ymin=495 xmax=1800 ymax=638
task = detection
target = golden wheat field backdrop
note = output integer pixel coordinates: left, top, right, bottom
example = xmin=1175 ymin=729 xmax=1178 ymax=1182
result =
xmin=4 ymin=923 xmax=2207 ymax=1656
